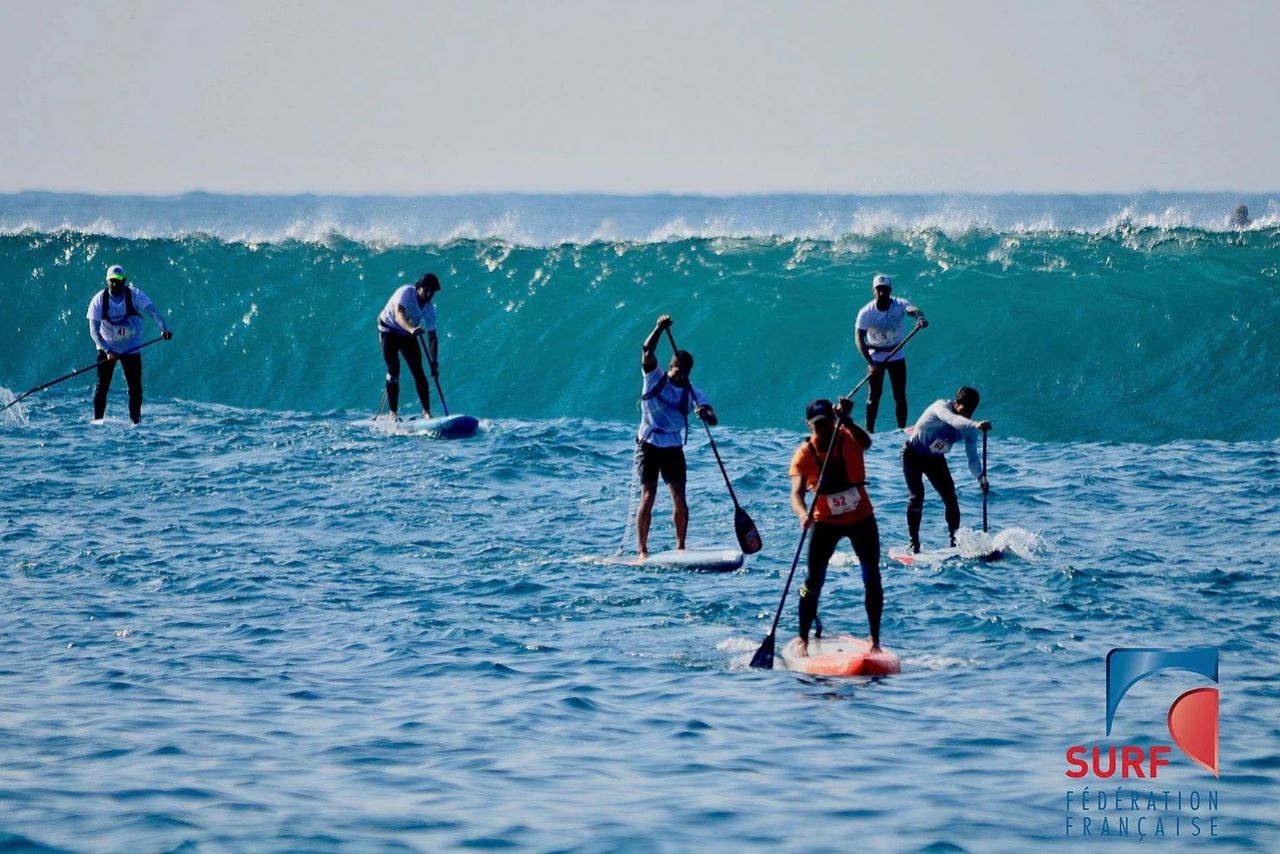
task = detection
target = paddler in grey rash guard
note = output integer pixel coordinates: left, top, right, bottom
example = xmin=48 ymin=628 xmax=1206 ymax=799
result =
xmin=901 ymin=387 xmax=990 ymax=553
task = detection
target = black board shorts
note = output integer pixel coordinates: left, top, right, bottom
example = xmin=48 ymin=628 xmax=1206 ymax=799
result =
xmin=637 ymin=442 xmax=687 ymax=487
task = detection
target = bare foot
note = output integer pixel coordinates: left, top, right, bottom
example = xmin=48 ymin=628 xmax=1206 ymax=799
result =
xmin=869 ymin=640 xmax=882 ymax=654
xmin=637 ymin=550 xmax=648 ymax=560
xmin=423 ymin=410 xmax=433 ymax=419
xmin=794 ymin=637 xmax=809 ymax=657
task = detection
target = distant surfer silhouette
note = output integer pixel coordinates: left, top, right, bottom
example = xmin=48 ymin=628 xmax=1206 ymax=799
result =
xmin=1230 ymin=204 xmax=1251 ymax=228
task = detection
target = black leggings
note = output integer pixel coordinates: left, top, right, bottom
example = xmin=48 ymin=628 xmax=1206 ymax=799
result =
xmin=380 ymin=333 xmax=431 ymax=414
xmin=865 ymin=359 xmax=908 ymax=431
xmin=902 ymin=444 xmax=959 ymax=548
xmin=798 ymin=514 xmax=883 ymax=644
xmin=94 ymin=351 xmax=143 ymax=423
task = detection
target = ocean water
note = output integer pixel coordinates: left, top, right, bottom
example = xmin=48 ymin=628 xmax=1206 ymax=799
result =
xmin=1 ymin=193 xmax=1278 ymax=852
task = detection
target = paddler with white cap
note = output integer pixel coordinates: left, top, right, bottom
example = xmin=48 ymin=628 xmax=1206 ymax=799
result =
xmin=86 ymin=264 xmax=172 ymax=424
xmin=854 ymin=273 xmax=928 ymax=432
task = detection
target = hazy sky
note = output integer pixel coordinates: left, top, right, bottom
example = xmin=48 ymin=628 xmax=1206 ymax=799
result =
xmin=3 ymin=0 xmax=1277 ymax=194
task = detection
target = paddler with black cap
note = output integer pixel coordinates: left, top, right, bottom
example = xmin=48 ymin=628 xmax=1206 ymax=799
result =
xmin=788 ymin=396 xmax=882 ymax=657
xmin=854 ymin=273 xmax=928 ymax=432
xmin=636 ymin=314 xmax=717 ymax=559
xmin=376 ymin=273 xmax=440 ymax=420
xmin=86 ymin=264 xmax=172 ymax=424
xmin=902 ymin=387 xmax=990 ymax=553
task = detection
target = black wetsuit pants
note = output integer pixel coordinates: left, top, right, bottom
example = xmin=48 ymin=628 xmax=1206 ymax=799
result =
xmin=798 ymin=514 xmax=882 ymax=644
xmin=381 ymin=332 xmax=431 ymax=415
xmin=902 ymin=444 xmax=960 ymax=549
xmin=866 ymin=359 xmax=908 ymax=432
xmin=94 ymin=351 xmax=143 ymax=423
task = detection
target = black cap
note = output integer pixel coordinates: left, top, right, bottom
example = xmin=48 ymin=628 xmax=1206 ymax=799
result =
xmin=805 ymin=399 xmax=835 ymax=423
xmin=416 ymin=273 xmax=440 ymax=291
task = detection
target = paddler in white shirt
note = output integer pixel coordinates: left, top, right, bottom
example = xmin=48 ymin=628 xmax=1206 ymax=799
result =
xmin=854 ymin=273 xmax=927 ymax=432
xmin=376 ymin=273 xmax=440 ymax=420
xmin=86 ymin=264 xmax=172 ymax=424
xmin=901 ymin=387 xmax=991 ymax=553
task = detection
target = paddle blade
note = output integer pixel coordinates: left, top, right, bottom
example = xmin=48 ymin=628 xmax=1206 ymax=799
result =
xmin=735 ymin=507 xmax=763 ymax=555
xmin=749 ymin=633 xmax=776 ymax=670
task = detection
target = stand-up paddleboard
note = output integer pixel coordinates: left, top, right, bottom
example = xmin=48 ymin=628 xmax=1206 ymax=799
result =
xmin=592 ymin=548 xmax=744 ymax=573
xmin=889 ymin=545 xmax=1003 ymax=566
xmin=777 ymin=634 xmax=901 ymax=676
xmin=364 ymin=414 xmax=480 ymax=438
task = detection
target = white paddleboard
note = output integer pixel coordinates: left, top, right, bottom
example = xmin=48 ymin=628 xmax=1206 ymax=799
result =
xmin=778 ymin=633 xmax=901 ymax=676
xmin=889 ymin=545 xmax=1003 ymax=566
xmin=590 ymin=548 xmax=744 ymax=573
xmin=363 ymin=414 xmax=480 ymax=438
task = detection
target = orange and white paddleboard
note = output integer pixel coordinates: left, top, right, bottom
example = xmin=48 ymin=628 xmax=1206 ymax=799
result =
xmin=778 ymin=633 xmax=901 ymax=677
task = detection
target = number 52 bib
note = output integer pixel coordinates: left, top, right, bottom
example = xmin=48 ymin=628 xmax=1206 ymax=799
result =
xmin=823 ymin=486 xmax=861 ymax=516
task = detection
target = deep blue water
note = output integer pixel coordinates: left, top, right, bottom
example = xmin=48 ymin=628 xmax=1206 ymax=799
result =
xmin=2 ymin=193 xmax=1278 ymax=851
xmin=1 ymin=397 xmax=1277 ymax=851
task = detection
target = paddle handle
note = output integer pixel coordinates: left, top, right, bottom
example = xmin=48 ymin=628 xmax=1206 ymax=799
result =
xmin=662 ymin=326 xmax=741 ymax=509
xmin=1 ymin=336 xmax=166 ymax=412
xmin=418 ymin=335 xmax=450 ymax=416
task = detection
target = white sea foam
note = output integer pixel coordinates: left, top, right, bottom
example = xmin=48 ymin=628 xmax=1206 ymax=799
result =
xmin=2 ymin=193 xmax=1274 ymax=248
xmin=0 ymin=388 xmax=30 ymax=426
xmin=715 ymin=636 xmax=762 ymax=654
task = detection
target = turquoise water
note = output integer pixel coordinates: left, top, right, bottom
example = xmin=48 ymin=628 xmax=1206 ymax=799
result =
xmin=4 ymin=194 xmax=1278 ymax=443
xmin=2 ymin=194 xmax=1278 ymax=851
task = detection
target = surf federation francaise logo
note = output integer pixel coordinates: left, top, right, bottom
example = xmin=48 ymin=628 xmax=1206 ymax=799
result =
xmin=1063 ymin=648 xmax=1222 ymax=839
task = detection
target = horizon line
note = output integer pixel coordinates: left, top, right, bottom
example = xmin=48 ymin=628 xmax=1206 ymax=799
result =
xmin=2 ymin=188 xmax=1276 ymax=200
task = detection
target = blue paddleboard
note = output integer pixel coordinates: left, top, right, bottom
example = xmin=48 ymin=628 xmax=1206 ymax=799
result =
xmin=593 ymin=548 xmax=744 ymax=573
xmin=365 ymin=414 xmax=480 ymax=438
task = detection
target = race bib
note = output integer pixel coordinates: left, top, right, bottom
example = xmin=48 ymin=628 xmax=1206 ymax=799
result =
xmin=929 ymin=438 xmax=952 ymax=454
xmin=112 ymin=325 xmax=133 ymax=340
xmin=823 ymin=487 xmax=861 ymax=516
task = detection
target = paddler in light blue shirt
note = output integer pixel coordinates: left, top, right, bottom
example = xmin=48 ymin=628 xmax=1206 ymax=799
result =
xmin=635 ymin=314 xmax=717 ymax=559
xmin=86 ymin=265 xmax=172 ymax=424
xmin=901 ymin=387 xmax=990 ymax=553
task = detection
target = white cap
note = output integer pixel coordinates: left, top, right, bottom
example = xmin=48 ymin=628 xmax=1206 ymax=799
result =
xmin=106 ymin=265 xmax=127 ymax=281
xmin=872 ymin=274 xmax=892 ymax=289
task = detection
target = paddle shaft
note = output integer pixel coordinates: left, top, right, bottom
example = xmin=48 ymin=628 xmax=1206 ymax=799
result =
xmin=1 ymin=336 xmax=166 ymax=412
xmin=982 ymin=426 xmax=989 ymax=532
xmin=844 ymin=322 xmax=925 ymax=401
xmin=417 ymin=335 xmax=450 ymax=416
xmin=662 ymin=327 xmax=743 ymax=509
xmin=758 ymin=403 xmax=845 ymax=648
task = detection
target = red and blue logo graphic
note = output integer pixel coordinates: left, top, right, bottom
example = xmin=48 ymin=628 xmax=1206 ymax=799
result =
xmin=1106 ymin=647 xmax=1219 ymax=776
